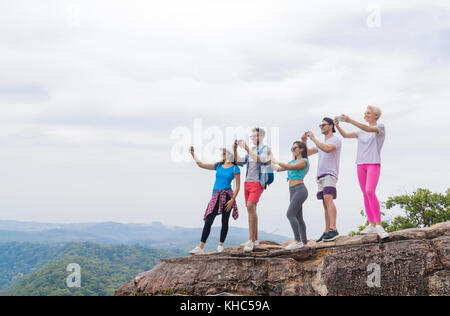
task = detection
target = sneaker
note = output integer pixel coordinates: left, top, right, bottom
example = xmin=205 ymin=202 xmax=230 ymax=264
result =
xmin=241 ymin=240 xmax=259 ymax=247
xmin=217 ymin=245 xmax=224 ymax=253
xmin=243 ymin=241 xmax=254 ymax=252
xmin=285 ymin=242 xmax=304 ymax=251
xmin=189 ymin=246 xmax=204 ymax=255
xmin=375 ymin=225 xmax=389 ymax=239
xmin=323 ymin=229 xmax=339 ymax=242
xmin=316 ymin=232 xmax=328 ymax=243
xmin=360 ymin=225 xmax=377 ymax=235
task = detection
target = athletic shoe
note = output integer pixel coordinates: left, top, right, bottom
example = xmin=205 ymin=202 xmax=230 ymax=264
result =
xmin=323 ymin=229 xmax=339 ymax=242
xmin=316 ymin=232 xmax=328 ymax=243
xmin=217 ymin=245 xmax=224 ymax=253
xmin=360 ymin=225 xmax=377 ymax=235
xmin=189 ymin=246 xmax=204 ymax=255
xmin=241 ymin=240 xmax=259 ymax=247
xmin=375 ymin=225 xmax=389 ymax=239
xmin=243 ymin=241 xmax=254 ymax=252
xmin=285 ymin=242 xmax=304 ymax=251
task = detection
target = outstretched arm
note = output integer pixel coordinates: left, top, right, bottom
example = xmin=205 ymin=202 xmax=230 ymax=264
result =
xmin=189 ymin=146 xmax=215 ymax=170
xmin=334 ymin=117 xmax=357 ymax=138
xmin=271 ymin=157 xmax=307 ymax=171
xmin=271 ymin=159 xmax=286 ymax=172
xmin=341 ymin=114 xmax=381 ymax=134
xmin=277 ymin=160 xmax=307 ymax=171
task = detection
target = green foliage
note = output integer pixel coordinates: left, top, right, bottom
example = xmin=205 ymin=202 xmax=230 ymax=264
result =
xmin=384 ymin=188 xmax=450 ymax=231
xmin=349 ymin=188 xmax=450 ymax=235
xmin=1 ymin=242 xmax=187 ymax=296
xmin=0 ymin=242 xmax=67 ymax=289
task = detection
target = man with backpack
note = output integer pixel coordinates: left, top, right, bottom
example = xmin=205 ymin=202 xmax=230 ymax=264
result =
xmin=236 ymin=127 xmax=274 ymax=252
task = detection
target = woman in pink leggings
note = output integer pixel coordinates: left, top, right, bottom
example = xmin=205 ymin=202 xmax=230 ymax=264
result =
xmin=334 ymin=106 xmax=389 ymax=239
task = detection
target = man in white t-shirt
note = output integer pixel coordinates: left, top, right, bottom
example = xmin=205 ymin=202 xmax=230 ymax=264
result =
xmin=302 ymin=117 xmax=342 ymax=242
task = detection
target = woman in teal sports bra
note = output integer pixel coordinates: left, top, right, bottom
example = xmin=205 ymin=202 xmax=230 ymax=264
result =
xmin=271 ymin=141 xmax=310 ymax=250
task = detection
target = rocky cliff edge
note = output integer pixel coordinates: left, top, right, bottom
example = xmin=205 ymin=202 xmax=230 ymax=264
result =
xmin=115 ymin=221 xmax=450 ymax=296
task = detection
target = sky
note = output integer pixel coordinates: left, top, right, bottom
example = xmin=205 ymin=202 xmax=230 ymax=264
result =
xmin=0 ymin=0 xmax=449 ymax=240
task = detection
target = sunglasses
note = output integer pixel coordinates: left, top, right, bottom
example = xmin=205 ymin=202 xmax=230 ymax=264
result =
xmin=291 ymin=146 xmax=300 ymax=152
xmin=319 ymin=124 xmax=330 ymax=128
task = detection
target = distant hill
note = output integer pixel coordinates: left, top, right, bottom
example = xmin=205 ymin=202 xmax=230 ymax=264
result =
xmin=1 ymin=242 xmax=186 ymax=296
xmin=0 ymin=220 xmax=290 ymax=250
xmin=0 ymin=220 xmax=290 ymax=296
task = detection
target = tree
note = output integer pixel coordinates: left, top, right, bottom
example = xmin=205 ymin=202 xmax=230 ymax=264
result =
xmin=350 ymin=188 xmax=449 ymax=235
xmin=384 ymin=188 xmax=449 ymax=231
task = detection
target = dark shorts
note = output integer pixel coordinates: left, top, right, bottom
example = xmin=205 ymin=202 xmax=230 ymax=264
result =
xmin=316 ymin=175 xmax=337 ymax=200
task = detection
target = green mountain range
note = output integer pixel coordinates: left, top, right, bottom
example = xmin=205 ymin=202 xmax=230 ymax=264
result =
xmin=0 ymin=220 xmax=290 ymax=296
xmin=0 ymin=242 xmax=186 ymax=296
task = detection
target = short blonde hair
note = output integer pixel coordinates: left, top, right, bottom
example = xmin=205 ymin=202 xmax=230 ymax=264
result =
xmin=367 ymin=105 xmax=382 ymax=119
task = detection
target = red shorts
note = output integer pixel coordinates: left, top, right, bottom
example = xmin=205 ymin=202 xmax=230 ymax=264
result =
xmin=244 ymin=182 xmax=264 ymax=205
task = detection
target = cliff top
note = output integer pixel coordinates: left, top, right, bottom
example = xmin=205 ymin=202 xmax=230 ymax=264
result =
xmin=116 ymin=221 xmax=450 ymax=296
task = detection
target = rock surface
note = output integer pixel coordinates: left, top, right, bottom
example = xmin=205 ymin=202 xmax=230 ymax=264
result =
xmin=115 ymin=222 xmax=450 ymax=296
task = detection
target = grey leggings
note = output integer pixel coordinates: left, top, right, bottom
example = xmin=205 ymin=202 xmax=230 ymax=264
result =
xmin=287 ymin=183 xmax=308 ymax=244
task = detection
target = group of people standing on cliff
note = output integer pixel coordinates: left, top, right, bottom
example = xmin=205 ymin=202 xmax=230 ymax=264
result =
xmin=189 ymin=106 xmax=388 ymax=255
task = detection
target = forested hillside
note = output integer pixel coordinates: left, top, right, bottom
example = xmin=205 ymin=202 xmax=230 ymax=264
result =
xmin=0 ymin=242 xmax=186 ymax=296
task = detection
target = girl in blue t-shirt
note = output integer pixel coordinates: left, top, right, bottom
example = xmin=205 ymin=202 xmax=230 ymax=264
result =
xmin=271 ymin=141 xmax=309 ymax=250
xmin=188 ymin=144 xmax=241 ymax=255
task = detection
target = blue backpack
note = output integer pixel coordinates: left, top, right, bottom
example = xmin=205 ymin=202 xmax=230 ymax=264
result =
xmin=257 ymin=146 xmax=274 ymax=189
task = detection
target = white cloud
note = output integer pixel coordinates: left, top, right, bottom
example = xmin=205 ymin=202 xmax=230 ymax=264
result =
xmin=0 ymin=1 xmax=449 ymax=238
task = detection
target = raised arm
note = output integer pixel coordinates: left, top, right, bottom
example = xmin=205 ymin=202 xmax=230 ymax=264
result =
xmin=233 ymin=140 xmax=238 ymax=164
xmin=238 ymin=140 xmax=270 ymax=164
xmin=189 ymin=146 xmax=215 ymax=170
xmin=307 ymin=147 xmax=319 ymax=156
xmin=301 ymin=132 xmax=318 ymax=156
xmin=334 ymin=117 xmax=357 ymax=138
xmin=233 ymin=140 xmax=246 ymax=167
xmin=307 ymin=132 xmax=336 ymax=153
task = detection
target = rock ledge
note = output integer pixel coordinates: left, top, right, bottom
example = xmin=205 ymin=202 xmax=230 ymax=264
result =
xmin=115 ymin=221 xmax=450 ymax=296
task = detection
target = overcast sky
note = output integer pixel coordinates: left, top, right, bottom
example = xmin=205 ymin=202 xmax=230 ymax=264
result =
xmin=0 ymin=0 xmax=449 ymax=239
